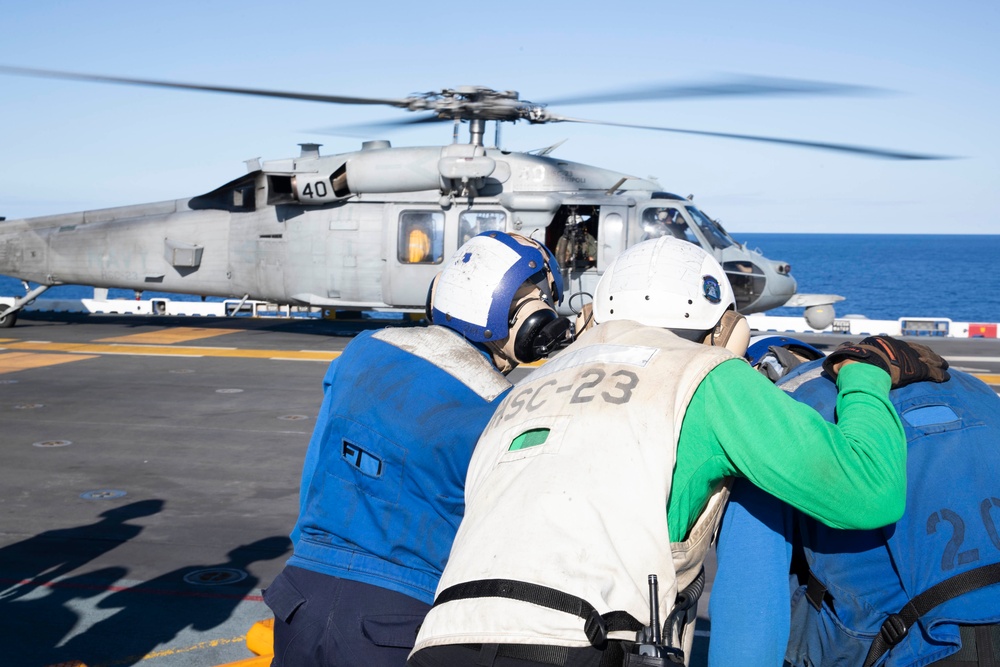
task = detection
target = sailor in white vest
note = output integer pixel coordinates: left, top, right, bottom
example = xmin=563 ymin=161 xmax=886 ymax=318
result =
xmin=409 ymin=236 xmax=924 ymax=667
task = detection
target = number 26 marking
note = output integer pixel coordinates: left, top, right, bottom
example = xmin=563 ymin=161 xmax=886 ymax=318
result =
xmin=927 ymin=497 xmax=1000 ymax=571
xmin=927 ymin=509 xmax=979 ymax=571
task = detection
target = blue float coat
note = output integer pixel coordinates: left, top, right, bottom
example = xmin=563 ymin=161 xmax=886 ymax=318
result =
xmin=710 ymin=361 xmax=1000 ymax=667
xmin=287 ymin=327 xmax=511 ymax=604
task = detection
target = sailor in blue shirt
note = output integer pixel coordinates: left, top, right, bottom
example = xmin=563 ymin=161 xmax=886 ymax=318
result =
xmin=709 ymin=337 xmax=1000 ymax=667
xmin=264 ymin=231 xmax=568 ymax=667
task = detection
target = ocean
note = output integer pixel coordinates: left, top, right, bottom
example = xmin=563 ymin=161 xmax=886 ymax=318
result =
xmin=2 ymin=234 xmax=999 ymax=323
xmin=737 ymin=234 xmax=1000 ymax=323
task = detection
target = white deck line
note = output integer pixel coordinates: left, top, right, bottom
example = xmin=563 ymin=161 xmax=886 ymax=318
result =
xmin=10 ymin=297 xmax=1000 ymax=339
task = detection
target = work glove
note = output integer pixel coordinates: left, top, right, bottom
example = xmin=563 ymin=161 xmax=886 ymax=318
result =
xmin=823 ymin=335 xmax=950 ymax=388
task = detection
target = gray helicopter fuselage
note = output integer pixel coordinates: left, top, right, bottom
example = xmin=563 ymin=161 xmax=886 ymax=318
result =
xmin=0 ymin=142 xmax=797 ymax=320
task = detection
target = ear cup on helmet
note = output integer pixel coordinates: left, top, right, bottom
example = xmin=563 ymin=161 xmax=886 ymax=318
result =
xmin=500 ymin=290 xmax=564 ymax=365
xmin=513 ymin=307 xmax=559 ymax=364
xmin=709 ymin=310 xmax=751 ymax=357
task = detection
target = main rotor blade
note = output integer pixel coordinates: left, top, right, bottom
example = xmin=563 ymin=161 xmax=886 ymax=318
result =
xmin=546 ymin=75 xmax=884 ymax=107
xmin=549 ymin=115 xmax=949 ymax=160
xmin=0 ymin=64 xmax=409 ymax=107
xmin=311 ymin=114 xmax=448 ymax=136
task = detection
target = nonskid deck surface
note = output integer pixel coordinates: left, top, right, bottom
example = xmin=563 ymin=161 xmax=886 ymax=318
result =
xmin=1 ymin=313 xmax=997 ymax=666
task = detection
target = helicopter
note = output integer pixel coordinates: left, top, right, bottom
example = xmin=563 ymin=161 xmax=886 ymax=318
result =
xmin=0 ymin=66 xmax=943 ymax=330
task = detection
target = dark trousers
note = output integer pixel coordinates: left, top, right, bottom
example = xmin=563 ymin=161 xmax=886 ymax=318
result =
xmin=264 ymin=565 xmax=431 ymax=667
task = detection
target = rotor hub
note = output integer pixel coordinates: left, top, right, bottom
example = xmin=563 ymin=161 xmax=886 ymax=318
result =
xmin=403 ymin=87 xmax=546 ymax=123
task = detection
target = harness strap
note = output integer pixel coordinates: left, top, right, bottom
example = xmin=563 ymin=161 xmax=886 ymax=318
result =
xmin=862 ymin=562 xmax=1000 ymax=667
xmin=805 ymin=571 xmax=832 ymax=611
xmin=434 ymin=578 xmax=645 ymax=648
xmin=495 ymin=643 xmax=569 ymax=666
xmin=465 ymin=641 xmax=628 ymax=667
xmin=933 ymin=626 xmax=1000 ymax=667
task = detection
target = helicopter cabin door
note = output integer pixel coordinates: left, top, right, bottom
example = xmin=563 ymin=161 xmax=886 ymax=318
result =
xmin=598 ymin=205 xmax=626 ymax=271
xmin=543 ymin=203 xmax=625 ymax=272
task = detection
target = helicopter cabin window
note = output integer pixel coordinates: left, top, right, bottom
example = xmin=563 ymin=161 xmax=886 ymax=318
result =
xmin=546 ymin=205 xmax=599 ymax=271
xmin=458 ymin=211 xmax=507 ymax=245
xmin=641 ymin=207 xmax=699 ymax=245
xmin=231 ymin=185 xmax=255 ymax=211
xmin=398 ymin=211 xmax=445 ymax=264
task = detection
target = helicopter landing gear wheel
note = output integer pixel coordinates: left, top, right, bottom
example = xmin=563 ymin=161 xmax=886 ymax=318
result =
xmin=0 ymin=304 xmax=17 ymax=328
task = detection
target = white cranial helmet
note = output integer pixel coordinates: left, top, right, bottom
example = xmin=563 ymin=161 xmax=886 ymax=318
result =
xmin=593 ymin=236 xmax=735 ymax=331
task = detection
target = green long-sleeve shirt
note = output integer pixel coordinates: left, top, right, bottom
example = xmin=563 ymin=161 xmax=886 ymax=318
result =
xmin=668 ymin=359 xmax=906 ymax=542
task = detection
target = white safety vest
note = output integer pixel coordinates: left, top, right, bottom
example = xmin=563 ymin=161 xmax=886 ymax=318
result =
xmin=413 ymin=320 xmax=734 ymax=660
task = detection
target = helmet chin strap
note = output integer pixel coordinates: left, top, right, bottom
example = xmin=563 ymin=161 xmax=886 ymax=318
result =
xmin=484 ymin=339 xmax=516 ymax=375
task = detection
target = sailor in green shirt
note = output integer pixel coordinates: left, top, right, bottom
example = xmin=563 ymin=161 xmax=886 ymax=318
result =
xmin=670 ymin=358 xmax=904 ymax=542
xmin=410 ymin=237 xmax=947 ymax=667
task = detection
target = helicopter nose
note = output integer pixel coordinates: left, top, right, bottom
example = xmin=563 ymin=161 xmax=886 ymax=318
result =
xmin=772 ymin=272 xmax=797 ymax=298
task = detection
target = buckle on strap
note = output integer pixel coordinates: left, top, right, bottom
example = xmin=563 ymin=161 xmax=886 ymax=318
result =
xmin=805 ymin=571 xmax=830 ymax=611
xmin=584 ymin=610 xmax=608 ymax=647
xmin=878 ymin=613 xmax=910 ymax=647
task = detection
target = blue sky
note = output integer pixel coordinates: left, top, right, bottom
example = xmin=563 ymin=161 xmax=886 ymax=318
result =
xmin=1 ymin=1 xmax=997 ymax=234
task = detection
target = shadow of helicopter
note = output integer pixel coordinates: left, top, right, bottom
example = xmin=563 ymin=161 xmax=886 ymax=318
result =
xmin=46 ymin=536 xmax=291 ymax=667
xmin=0 ymin=499 xmax=165 ymax=666
xmin=0 ymin=567 xmax=129 ymax=666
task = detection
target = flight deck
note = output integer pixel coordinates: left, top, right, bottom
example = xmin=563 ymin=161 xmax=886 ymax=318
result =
xmin=1 ymin=312 xmax=998 ymax=667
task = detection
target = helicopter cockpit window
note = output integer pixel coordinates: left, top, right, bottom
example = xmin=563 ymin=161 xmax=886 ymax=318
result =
xmin=397 ymin=211 xmax=445 ymax=264
xmin=458 ymin=211 xmax=507 ymax=246
xmin=686 ymin=206 xmax=734 ymax=250
xmin=640 ymin=207 xmax=699 ymax=245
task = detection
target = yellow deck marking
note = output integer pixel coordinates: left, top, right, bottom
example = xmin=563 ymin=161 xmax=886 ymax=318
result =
xmin=4 ymin=338 xmax=1000 ymax=386
xmin=977 ymin=373 xmax=1000 ymax=387
xmin=51 ymin=634 xmax=250 ymax=667
xmin=96 ymin=327 xmax=240 ymax=345
xmin=0 ymin=351 xmax=98 ymax=374
xmin=4 ymin=340 xmax=340 ymax=362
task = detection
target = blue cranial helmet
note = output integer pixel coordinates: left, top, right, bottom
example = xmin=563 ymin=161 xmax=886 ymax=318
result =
xmin=430 ymin=231 xmax=562 ymax=344
xmin=745 ymin=335 xmax=825 ymax=366
xmin=746 ymin=335 xmax=826 ymax=382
